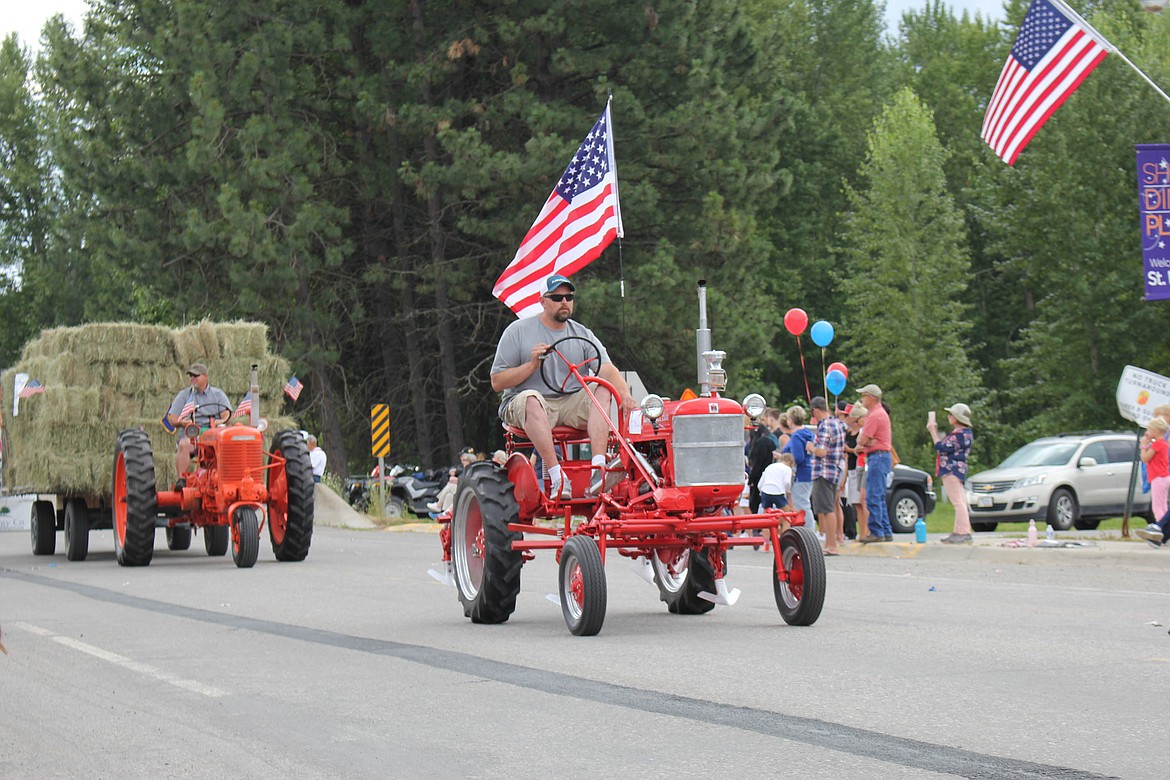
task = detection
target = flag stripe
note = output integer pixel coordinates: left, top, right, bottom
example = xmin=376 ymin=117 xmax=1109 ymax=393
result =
xmin=1001 ymin=44 xmax=1106 ymax=163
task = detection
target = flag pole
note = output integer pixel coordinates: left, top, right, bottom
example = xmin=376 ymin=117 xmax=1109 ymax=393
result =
xmin=1052 ymin=0 xmax=1170 ymax=105
xmin=607 ymin=92 xmax=628 ymax=353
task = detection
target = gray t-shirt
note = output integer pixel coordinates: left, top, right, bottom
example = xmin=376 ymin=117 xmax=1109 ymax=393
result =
xmin=169 ymin=385 xmax=233 ymax=432
xmin=491 ymin=317 xmax=611 ymax=418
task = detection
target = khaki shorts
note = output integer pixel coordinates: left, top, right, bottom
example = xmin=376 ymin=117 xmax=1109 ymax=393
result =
xmin=502 ymin=389 xmax=595 ymax=430
xmin=846 ymin=468 xmax=866 ymax=504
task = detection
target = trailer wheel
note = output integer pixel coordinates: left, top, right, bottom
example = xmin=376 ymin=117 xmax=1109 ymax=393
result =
xmin=651 ymin=547 xmax=719 ymax=615
xmin=232 ymin=507 xmax=260 ymax=568
xmin=112 ymin=429 xmax=157 ymax=567
xmin=166 ymin=526 xmax=192 ymax=551
xmin=774 ymin=526 xmax=826 ymax=626
xmin=559 ymin=535 xmax=607 ymax=636
xmin=64 ymin=498 xmax=89 ymax=561
xmin=204 ymin=525 xmax=229 ymax=557
xmin=452 ymin=462 xmax=523 ymax=624
xmin=267 ymin=430 xmax=314 ymax=562
xmin=30 ymin=500 xmax=56 ymax=556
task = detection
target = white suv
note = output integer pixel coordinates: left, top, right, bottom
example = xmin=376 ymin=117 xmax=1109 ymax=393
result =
xmin=966 ymin=432 xmax=1152 ymax=532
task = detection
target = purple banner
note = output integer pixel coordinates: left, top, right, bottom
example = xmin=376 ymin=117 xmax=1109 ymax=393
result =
xmin=1138 ymin=144 xmax=1170 ymax=301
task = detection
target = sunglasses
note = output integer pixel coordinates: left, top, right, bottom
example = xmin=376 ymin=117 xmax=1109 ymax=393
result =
xmin=187 ymin=372 xmax=201 ymax=378
xmin=545 ymin=293 xmax=574 ymax=302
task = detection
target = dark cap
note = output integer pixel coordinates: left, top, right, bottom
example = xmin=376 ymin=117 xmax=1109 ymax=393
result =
xmin=810 ymin=396 xmax=828 ymax=411
xmin=187 ymin=362 xmax=208 ymax=377
xmin=544 ymin=274 xmax=575 ymax=294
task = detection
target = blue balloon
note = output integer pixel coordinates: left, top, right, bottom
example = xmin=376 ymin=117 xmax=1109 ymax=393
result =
xmin=825 ymin=369 xmax=846 ymax=396
xmin=810 ymin=320 xmax=835 ymax=347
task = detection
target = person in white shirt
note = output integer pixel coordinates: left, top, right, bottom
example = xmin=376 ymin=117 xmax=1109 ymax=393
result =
xmin=307 ymin=435 xmax=327 ymax=483
xmin=758 ymin=450 xmax=794 ymax=511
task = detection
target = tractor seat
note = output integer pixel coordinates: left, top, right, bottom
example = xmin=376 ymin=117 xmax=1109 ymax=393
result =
xmin=503 ymin=424 xmax=587 ymax=443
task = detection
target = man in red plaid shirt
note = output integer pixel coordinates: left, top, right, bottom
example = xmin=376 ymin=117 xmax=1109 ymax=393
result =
xmin=807 ymin=396 xmax=846 ymax=555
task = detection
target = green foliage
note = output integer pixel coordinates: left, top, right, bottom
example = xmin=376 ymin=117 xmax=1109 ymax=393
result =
xmin=838 ymin=88 xmax=983 ymax=466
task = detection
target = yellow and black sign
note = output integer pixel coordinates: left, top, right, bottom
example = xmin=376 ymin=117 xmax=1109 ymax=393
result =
xmin=371 ymin=404 xmax=390 ymax=457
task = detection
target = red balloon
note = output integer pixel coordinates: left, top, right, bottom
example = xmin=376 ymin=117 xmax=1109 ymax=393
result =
xmin=827 ymin=361 xmax=848 ymax=379
xmin=784 ymin=308 xmax=808 ymax=336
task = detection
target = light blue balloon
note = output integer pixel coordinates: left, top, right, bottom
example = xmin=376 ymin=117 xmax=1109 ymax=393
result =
xmin=825 ymin=369 xmax=846 ymax=396
xmin=810 ymin=320 xmax=835 ymax=347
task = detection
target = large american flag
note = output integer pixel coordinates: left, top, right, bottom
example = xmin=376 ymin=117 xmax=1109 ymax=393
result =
xmin=982 ymin=0 xmax=1109 ymax=166
xmin=493 ymin=101 xmax=623 ymax=318
xmin=18 ymin=379 xmax=44 ymax=398
xmin=283 ymin=375 xmax=302 ymax=402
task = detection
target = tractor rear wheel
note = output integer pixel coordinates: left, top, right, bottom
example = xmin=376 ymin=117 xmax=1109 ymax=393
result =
xmin=452 ymin=462 xmax=523 ymax=624
xmin=166 ymin=525 xmax=192 ymax=551
xmin=30 ymin=500 xmax=56 ymax=556
xmin=64 ymin=498 xmax=89 ymax=561
xmin=773 ymin=526 xmax=826 ymax=626
xmin=232 ymin=507 xmax=260 ymax=568
xmin=651 ymin=547 xmax=719 ymax=615
xmin=267 ymin=430 xmax=314 ymax=561
xmin=204 ymin=525 xmax=229 ymax=556
xmin=559 ymin=535 xmax=607 ymax=636
xmin=112 ymin=429 xmax=158 ymax=567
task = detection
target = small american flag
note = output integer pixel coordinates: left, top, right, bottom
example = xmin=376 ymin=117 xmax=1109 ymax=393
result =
xmin=981 ymin=0 xmax=1109 ymax=166
xmin=283 ymin=375 xmax=302 ymax=402
xmin=19 ymin=380 xmax=45 ymax=398
xmin=179 ymin=399 xmax=196 ymax=420
xmin=234 ymin=392 xmax=252 ymax=417
xmin=492 ymin=100 xmax=623 ymax=318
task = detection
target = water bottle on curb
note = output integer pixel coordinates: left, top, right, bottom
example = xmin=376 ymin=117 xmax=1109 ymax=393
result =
xmin=1027 ymin=518 xmax=1039 ymax=547
xmin=914 ymin=517 xmax=927 ymax=544
xmin=1046 ymin=524 xmax=1055 ymax=542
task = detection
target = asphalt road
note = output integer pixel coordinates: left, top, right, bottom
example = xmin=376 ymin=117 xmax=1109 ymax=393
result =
xmin=1 ymin=524 xmax=1167 ymax=779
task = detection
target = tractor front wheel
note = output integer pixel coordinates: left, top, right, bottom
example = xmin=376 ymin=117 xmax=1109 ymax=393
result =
xmin=559 ymin=535 xmax=607 ymax=636
xmin=166 ymin=525 xmax=192 ymax=551
xmin=651 ymin=547 xmax=719 ymax=615
xmin=112 ymin=429 xmax=158 ymax=567
xmin=773 ymin=526 xmax=826 ymax=626
xmin=267 ymin=430 xmax=314 ymax=561
xmin=204 ymin=525 xmax=229 ymax=557
xmin=452 ymin=462 xmax=523 ymax=624
xmin=232 ymin=507 xmax=260 ymax=568
xmin=64 ymin=498 xmax=89 ymax=562
xmin=30 ymin=500 xmax=56 ymax=556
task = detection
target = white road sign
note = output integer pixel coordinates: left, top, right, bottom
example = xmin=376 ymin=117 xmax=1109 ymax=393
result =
xmin=1116 ymin=365 xmax=1170 ymax=425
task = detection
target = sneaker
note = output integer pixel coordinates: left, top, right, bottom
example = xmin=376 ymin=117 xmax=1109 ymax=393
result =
xmin=587 ymin=457 xmax=622 ymax=497
xmin=174 ymin=477 xmax=186 ymax=491
xmin=1140 ymin=524 xmax=1164 ymax=541
xmin=940 ymin=533 xmax=972 ymax=544
xmin=858 ymin=535 xmax=886 ymax=544
xmin=1136 ymin=527 xmax=1164 ymax=546
xmin=426 ymin=501 xmax=442 ymax=513
xmin=548 ymin=473 xmax=573 ymax=500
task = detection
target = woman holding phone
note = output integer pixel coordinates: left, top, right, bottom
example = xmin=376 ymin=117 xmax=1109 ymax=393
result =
xmin=927 ymin=403 xmax=975 ymax=543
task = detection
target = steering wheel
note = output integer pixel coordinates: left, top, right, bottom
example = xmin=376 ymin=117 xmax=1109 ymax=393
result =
xmin=540 ymin=335 xmax=602 ymax=395
xmin=181 ymin=401 xmax=233 ymax=429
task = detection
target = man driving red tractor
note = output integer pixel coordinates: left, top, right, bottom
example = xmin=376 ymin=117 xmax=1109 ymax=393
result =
xmin=489 ymin=274 xmax=637 ymax=499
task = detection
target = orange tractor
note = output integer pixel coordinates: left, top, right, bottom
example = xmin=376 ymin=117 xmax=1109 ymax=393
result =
xmin=111 ymin=368 xmax=314 ymax=567
xmin=432 ymin=282 xmax=826 ymax=635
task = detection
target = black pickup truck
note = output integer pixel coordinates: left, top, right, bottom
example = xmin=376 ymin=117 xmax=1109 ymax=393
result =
xmin=887 ymin=463 xmax=937 ymax=533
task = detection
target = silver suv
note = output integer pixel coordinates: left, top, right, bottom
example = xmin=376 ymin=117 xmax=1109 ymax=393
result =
xmin=965 ymin=432 xmax=1151 ymax=532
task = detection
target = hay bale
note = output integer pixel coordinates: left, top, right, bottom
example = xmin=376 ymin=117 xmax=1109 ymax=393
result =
xmin=3 ymin=322 xmax=299 ymax=497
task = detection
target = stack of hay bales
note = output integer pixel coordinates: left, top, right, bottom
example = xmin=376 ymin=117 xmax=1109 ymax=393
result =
xmin=2 ymin=321 xmax=299 ymax=497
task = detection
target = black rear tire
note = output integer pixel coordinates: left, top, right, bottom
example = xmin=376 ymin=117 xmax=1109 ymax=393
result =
xmin=267 ymin=430 xmax=314 ymax=561
xmin=204 ymin=525 xmax=229 ymax=557
xmin=970 ymin=521 xmax=998 ymax=532
xmin=559 ymin=535 xmax=607 ymax=636
xmin=64 ymin=498 xmax=89 ymax=561
xmin=1046 ymin=488 xmax=1078 ymax=531
xmin=888 ymin=488 xmax=924 ymax=534
xmin=166 ymin=525 xmax=193 ymax=550
xmin=774 ymin=526 xmax=826 ymax=626
xmin=232 ymin=507 xmax=260 ymax=568
xmin=1073 ymin=518 xmax=1100 ymax=531
xmin=113 ymin=429 xmax=157 ymax=567
xmin=651 ymin=548 xmax=718 ymax=615
xmin=452 ymin=462 xmax=523 ymax=624
xmin=31 ymin=500 xmax=56 ymax=556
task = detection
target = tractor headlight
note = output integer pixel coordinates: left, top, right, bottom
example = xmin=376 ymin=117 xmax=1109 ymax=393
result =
xmin=641 ymin=394 xmax=666 ymax=421
xmin=184 ymin=423 xmax=200 ymax=438
xmin=256 ymin=418 xmax=269 ymax=432
xmin=742 ymin=393 xmax=766 ymax=420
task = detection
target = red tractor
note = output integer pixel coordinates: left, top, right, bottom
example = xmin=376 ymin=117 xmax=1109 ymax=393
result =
xmin=432 ymin=283 xmax=826 ymax=635
xmin=111 ymin=369 xmax=314 ymax=568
